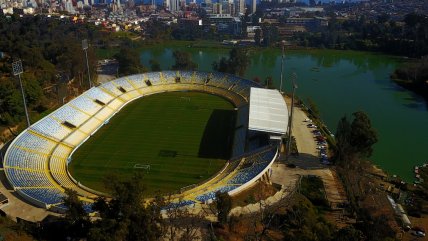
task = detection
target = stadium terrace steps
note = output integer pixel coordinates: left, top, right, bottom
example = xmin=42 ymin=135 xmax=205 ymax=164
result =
xmin=84 ymin=87 xmax=114 ymax=104
xmin=3 ymin=71 xmax=271 ymax=212
xmin=125 ymin=76 xmax=144 ymax=89
xmin=63 ymin=131 xmax=88 ymax=147
xmin=190 ymin=147 xmax=277 ymax=204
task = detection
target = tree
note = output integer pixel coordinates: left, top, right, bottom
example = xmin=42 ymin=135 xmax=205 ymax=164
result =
xmin=89 ymin=172 xmax=162 ymax=241
xmin=160 ymin=196 xmax=206 ymax=241
xmin=254 ymin=28 xmax=261 ymax=46
xmin=0 ymin=79 xmax=24 ymax=125
xmin=377 ymin=14 xmax=390 ymax=24
xmin=333 ymin=226 xmax=363 ymax=241
xmin=357 ymin=211 xmax=396 ymax=241
xmin=149 ymin=59 xmax=161 ymax=71
xmin=264 ymin=26 xmax=279 ymax=47
xmin=63 ymin=189 xmax=91 ymax=240
xmin=171 ymin=51 xmax=198 ymax=70
xmin=212 ymin=48 xmax=250 ymax=76
xmin=264 ymin=76 xmax=274 ymax=89
xmin=22 ymin=73 xmax=44 ymax=107
xmin=350 ymin=111 xmax=378 ymax=158
xmin=306 ymin=98 xmax=321 ymax=119
xmin=334 ymin=116 xmax=353 ymax=165
xmin=282 ymin=196 xmax=334 ymax=241
xmin=404 ymin=13 xmax=423 ymax=28
xmin=215 ymin=192 xmax=232 ymax=225
xmin=115 ymin=46 xmax=146 ymax=75
xmin=334 ymin=111 xmax=377 ymax=167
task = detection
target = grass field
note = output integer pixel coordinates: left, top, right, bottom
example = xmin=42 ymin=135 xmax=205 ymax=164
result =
xmin=69 ymin=92 xmax=236 ymax=195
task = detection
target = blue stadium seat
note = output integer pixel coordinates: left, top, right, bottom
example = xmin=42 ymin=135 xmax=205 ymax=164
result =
xmin=69 ymin=96 xmax=102 ymax=115
xmin=20 ymin=188 xmax=65 ymax=205
xmin=85 ymin=87 xmax=114 ymax=103
xmin=114 ymin=78 xmax=135 ymax=92
xmin=52 ymin=105 xmax=91 ymax=127
xmin=195 ymin=186 xmax=237 ymax=202
xmin=6 ymin=169 xmax=53 ymax=187
xmin=31 ymin=117 xmax=72 ymax=140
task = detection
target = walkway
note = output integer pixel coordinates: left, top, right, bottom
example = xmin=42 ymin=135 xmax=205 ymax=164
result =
xmin=0 ymin=171 xmax=57 ymax=222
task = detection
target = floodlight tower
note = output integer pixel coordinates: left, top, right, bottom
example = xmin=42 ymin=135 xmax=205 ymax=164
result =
xmin=82 ymin=39 xmax=92 ymax=88
xmin=279 ymin=40 xmax=286 ymax=93
xmin=12 ymin=59 xmax=31 ymax=128
xmin=285 ymin=73 xmax=297 ymax=162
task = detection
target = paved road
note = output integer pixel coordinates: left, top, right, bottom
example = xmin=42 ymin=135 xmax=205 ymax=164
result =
xmin=292 ymin=106 xmax=319 ymax=158
xmin=284 ymin=104 xmax=326 ymax=169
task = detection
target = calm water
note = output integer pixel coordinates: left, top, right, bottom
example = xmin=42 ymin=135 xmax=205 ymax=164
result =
xmin=140 ymin=46 xmax=428 ymax=181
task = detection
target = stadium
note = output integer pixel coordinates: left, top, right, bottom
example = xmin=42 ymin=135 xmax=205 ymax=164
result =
xmin=2 ymin=71 xmax=288 ymax=212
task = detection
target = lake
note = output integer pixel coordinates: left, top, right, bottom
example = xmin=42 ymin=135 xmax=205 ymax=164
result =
xmin=140 ymin=44 xmax=428 ymax=181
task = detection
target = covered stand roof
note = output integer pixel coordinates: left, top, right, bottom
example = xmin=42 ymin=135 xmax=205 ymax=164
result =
xmin=248 ymin=87 xmax=289 ymax=135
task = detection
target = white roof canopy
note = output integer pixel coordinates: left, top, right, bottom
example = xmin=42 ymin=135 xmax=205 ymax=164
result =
xmin=248 ymin=87 xmax=289 ymax=135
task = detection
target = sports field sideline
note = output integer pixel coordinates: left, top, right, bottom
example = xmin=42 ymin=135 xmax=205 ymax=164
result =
xmin=69 ymin=91 xmax=236 ymax=195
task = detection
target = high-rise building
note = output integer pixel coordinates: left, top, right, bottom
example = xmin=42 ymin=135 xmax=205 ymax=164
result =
xmin=127 ymin=0 xmax=135 ymax=8
xmin=169 ymin=0 xmax=179 ymax=12
xmin=252 ymin=0 xmax=256 ymax=13
xmin=213 ymin=3 xmax=222 ymax=14
xmin=64 ymin=0 xmax=75 ymax=13
xmin=221 ymin=0 xmax=229 ymax=14
xmin=229 ymin=3 xmax=234 ymax=16
xmin=235 ymin=0 xmax=244 ymax=15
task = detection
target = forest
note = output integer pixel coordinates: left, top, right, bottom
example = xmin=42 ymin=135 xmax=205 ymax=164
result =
xmin=0 ymin=15 xmax=102 ymax=135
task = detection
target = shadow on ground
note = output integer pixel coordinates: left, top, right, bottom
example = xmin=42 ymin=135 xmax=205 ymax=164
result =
xmin=198 ymin=109 xmax=236 ymax=159
xmin=280 ymin=153 xmax=327 ymax=169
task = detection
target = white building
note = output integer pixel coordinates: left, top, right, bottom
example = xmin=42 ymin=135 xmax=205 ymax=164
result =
xmin=169 ymin=0 xmax=179 ymax=12
xmin=235 ymin=0 xmax=244 ymax=15
xmin=252 ymin=0 xmax=256 ymax=13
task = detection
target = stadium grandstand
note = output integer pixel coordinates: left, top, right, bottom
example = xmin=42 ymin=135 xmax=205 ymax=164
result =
xmin=2 ymin=71 xmax=287 ymax=212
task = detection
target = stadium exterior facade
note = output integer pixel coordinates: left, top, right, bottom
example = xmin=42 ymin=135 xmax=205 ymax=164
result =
xmin=3 ymin=71 xmax=281 ymax=212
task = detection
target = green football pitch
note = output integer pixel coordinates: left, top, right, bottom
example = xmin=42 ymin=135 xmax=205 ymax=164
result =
xmin=69 ymin=91 xmax=236 ymax=195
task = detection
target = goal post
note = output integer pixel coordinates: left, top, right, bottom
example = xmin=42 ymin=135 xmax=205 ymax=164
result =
xmin=134 ymin=164 xmax=151 ymax=170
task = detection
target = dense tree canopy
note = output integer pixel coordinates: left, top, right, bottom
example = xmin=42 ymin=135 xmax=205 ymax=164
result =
xmin=115 ymin=46 xmax=147 ymax=75
xmin=350 ymin=111 xmax=378 ymax=158
xmin=391 ymin=57 xmax=428 ymax=101
xmin=89 ymin=173 xmax=162 ymax=241
xmin=334 ymin=111 xmax=378 ymax=165
xmin=171 ymin=50 xmax=198 ymax=71
xmin=293 ymin=12 xmax=428 ymax=57
xmin=0 ymin=15 xmax=100 ymax=127
xmin=149 ymin=59 xmax=161 ymax=72
xmin=212 ymin=48 xmax=250 ymax=76
xmin=335 ymin=116 xmax=353 ymax=164
xmin=215 ymin=191 xmax=232 ymax=225
xmin=63 ymin=189 xmax=91 ymax=241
